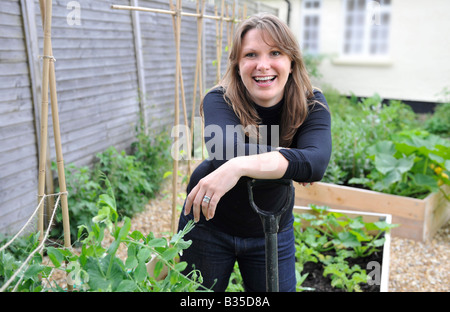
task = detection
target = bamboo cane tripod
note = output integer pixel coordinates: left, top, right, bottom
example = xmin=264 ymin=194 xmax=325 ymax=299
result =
xmin=37 ymin=0 xmax=72 ymax=291
xmin=112 ymin=0 xmax=244 ymax=234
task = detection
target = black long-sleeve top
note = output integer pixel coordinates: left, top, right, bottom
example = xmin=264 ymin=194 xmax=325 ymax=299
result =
xmin=182 ymin=87 xmax=332 ymax=237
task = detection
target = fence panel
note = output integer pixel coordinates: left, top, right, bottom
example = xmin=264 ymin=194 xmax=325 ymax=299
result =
xmin=0 ymin=0 xmax=39 ymax=234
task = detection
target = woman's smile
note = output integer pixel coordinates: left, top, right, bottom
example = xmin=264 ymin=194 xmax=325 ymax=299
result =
xmin=253 ymin=75 xmax=277 ymax=86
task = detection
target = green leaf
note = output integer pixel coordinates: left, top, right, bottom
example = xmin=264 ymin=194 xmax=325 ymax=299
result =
xmin=349 ymin=217 xmax=365 ymax=229
xmin=116 ymin=280 xmax=138 ymax=292
xmin=24 ymin=264 xmax=44 ymax=279
xmin=374 ymin=154 xmax=398 ymax=175
xmin=414 ymin=173 xmax=438 ymax=191
xmin=46 ymin=247 xmax=64 ymax=268
xmin=125 ymin=255 xmax=138 ymax=269
xmin=173 ymin=238 xmax=192 ymax=251
xmin=85 ymin=258 xmax=111 ymax=291
xmin=147 ymin=238 xmax=167 ymax=248
xmin=169 ymin=270 xmax=179 ymax=285
xmin=349 ymin=228 xmax=371 ymax=242
xmin=174 ymin=261 xmax=188 ymax=272
xmin=137 ymin=248 xmax=151 ymax=263
xmin=134 ymin=261 xmax=148 ymax=283
xmin=333 ymin=232 xmax=361 ymax=248
xmin=154 ymin=260 xmax=164 ymax=278
xmin=161 ymin=247 xmax=178 ymax=261
xmin=372 ymin=238 xmax=385 ymax=247
xmin=130 ymin=230 xmax=144 ymax=241
xmin=369 ymin=140 xmax=396 ymax=157
xmin=382 ymin=170 xmax=402 ymax=185
xmin=397 ymin=155 xmax=415 ymax=174
xmin=374 ymin=220 xmax=398 ymax=231
xmin=118 ymin=217 xmax=131 ymax=241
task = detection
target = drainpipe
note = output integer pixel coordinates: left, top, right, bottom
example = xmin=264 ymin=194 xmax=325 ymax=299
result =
xmin=284 ymin=0 xmax=291 ymax=26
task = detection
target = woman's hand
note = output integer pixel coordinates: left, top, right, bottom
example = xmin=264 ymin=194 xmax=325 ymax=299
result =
xmin=184 ymin=158 xmax=243 ymax=222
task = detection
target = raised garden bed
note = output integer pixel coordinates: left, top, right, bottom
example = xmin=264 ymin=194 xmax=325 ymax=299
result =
xmin=294 ymin=183 xmax=450 ymax=242
xmin=293 ymin=205 xmax=392 ymax=292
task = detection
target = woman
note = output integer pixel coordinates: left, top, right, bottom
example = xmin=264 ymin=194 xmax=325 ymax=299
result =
xmin=178 ymin=13 xmax=331 ymax=292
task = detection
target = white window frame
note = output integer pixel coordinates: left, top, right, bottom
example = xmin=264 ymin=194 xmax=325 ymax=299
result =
xmin=300 ymin=0 xmax=322 ymax=55
xmin=339 ymin=0 xmax=392 ymax=61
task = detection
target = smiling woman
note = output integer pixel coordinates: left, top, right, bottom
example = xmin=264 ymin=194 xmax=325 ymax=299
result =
xmin=178 ymin=13 xmax=332 ymax=292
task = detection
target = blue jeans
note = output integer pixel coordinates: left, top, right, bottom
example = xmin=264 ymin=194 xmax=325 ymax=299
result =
xmin=178 ymin=213 xmax=297 ymax=292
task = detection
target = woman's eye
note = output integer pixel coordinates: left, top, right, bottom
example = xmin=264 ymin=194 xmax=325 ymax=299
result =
xmin=245 ymin=52 xmax=256 ymax=58
xmin=271 ymin=51 xmax=281 ymax=56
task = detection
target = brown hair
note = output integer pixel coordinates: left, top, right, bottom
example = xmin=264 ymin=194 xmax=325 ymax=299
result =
xmin=202 ymin=13 xmax=318 ymax=147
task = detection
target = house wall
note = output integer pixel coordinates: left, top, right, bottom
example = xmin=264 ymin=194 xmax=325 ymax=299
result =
xmin=259 ymin=0 xmax=450 ymax=105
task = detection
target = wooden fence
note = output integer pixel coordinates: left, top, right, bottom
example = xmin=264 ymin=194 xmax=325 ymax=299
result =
xmin=0 ymin=0 xmax=278 ymax=234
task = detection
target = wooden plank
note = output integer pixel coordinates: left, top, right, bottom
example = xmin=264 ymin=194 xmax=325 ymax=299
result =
xmin=295 ymin=182 xmax=425 ymax=219
xmin=294 ymin=182 xmax=450 ymax=241
xmin=424 ymin=185 xmax=450 ymax=240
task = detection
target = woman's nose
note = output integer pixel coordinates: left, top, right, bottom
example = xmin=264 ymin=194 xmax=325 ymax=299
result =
xmin=256 ymin=56 xmax=270 ymax=71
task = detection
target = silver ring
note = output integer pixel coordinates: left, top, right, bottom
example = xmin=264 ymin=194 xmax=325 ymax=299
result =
xmin=202 ymin=195 xmax=211 ymax=203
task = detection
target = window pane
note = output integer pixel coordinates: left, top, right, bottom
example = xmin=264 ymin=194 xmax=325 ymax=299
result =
xmin=347 ymin=0 xmax=355 ymax=11
xmin=357 ymin=0 xmax=365 ymax=10
xmin=342 ymin=0 xmax=390 ymax=56
xmin=302 ymin=0 xmax=321 ymax=54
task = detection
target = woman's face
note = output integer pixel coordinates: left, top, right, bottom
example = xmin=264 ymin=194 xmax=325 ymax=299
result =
xmin=238 ymin=28 xmax=292 ymax=108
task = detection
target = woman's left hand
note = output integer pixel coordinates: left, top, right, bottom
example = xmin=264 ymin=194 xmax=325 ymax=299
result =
xmin=184 ymin=158 xmax=242 ymax=222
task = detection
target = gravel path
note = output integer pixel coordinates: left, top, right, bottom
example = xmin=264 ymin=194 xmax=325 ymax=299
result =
xmin=389 ymin=222 xmax=449 ymax=292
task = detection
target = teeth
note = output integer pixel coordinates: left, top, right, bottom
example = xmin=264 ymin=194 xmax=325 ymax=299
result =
xmin=254 ymin=76 xmax=275 ymax=81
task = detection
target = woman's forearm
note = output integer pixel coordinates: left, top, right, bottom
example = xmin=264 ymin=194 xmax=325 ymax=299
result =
xmin=231 ymin=151 xmax=289 ymax=180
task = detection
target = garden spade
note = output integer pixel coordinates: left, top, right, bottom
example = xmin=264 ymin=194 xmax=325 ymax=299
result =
xmin=247 ymin=179 xmax=294 ymax=292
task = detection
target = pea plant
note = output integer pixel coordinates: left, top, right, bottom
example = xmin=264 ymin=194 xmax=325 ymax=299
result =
xmin=0 ymin=176 xmax=207 ymax=292
xmin=46 ymin=176 xmax=207 ymax=292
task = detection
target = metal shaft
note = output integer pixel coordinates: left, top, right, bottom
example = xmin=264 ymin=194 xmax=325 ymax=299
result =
xmin=265 ymin=232 xmax=279 ymax=292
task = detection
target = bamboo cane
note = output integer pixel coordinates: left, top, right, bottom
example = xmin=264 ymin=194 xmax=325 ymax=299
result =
xmin=38 ymin=0 xmax=71 ymax=249
xmin=38 ymin=0 xmax=73 ymax=291
xmin=190 ymin=0 xmax=205 ymax=161
xmin=37 ymin=0 xmax=52 ymax=246
xmin=170 ymin=0 xmax=182 ymax=234
xmin=111 ymin=4 xmax=238 ymax=22
xmin=170 ymin=0 xmax=191 ymax=178
xmin=214 ymin=0 xmax=225 ymax=83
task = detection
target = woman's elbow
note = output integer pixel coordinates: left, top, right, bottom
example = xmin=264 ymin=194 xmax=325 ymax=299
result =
xmin=310 ymin=153 xmax=331 ymax=181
